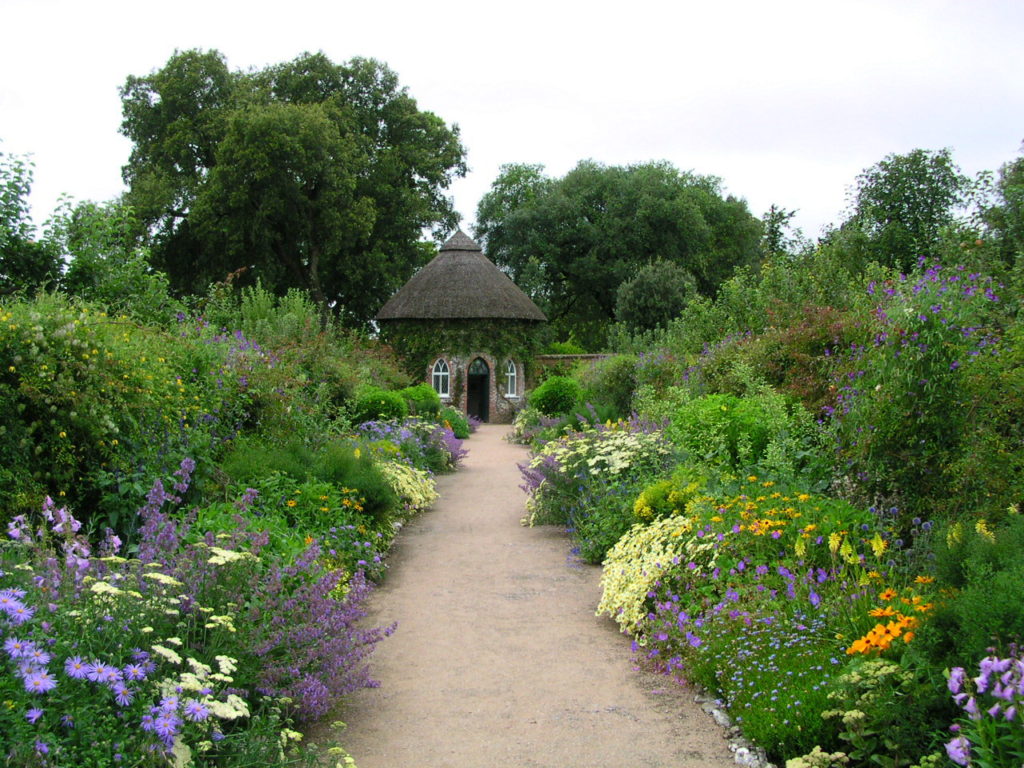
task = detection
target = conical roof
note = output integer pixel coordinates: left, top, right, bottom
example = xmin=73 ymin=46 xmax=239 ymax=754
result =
xmin=376 ymin=230 xmax=547 ymax=321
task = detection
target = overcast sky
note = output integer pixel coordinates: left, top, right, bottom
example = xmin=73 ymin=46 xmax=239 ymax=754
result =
xmin=3 ymin=0 xmax=1023 ymax=241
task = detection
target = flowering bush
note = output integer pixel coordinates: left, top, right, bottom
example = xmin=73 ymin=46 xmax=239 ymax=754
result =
xmin=358 ymin=418 xmax=467 ymax=474
xmin=945 ymin=650 xmax=1024 ymax=767
xmin=520 ymin=422 xmax=674 ymax=528
xmin=827 ymin=259 xmax=1007 ymax=520
xmin=0 ymin=466 xmax=389 ymax=764
xmin=378 ymin=461 xmax=439 ymax=517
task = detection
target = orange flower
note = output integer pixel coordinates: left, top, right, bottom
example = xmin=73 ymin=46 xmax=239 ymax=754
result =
xmin=914 ymin=575 xmax=935 ymax=584
xmin=869 ymin=606 xmax=896 ymax=618
xmin=879 ymin=588 xmax=898 ymax=601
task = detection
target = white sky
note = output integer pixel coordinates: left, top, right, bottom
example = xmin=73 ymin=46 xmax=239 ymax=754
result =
xmin=2 ymin=0 xmax=1023 ymax=241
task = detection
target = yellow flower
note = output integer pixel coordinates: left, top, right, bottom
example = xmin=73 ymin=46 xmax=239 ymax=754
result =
xmin=287 ymin=500 xmax=297 ymax=508
xmin=913 ymin=575 xmax=935 ymax=584
xmin=870 ymin=532 xmax=888 ymax=558
xmin=879 ymin=588 xmax=898 ymax=601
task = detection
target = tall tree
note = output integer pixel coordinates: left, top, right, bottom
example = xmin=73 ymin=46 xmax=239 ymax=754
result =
xmin=0 ymin=149 xmax=60 ymax=295
xmin=474 ymin=160 xmax=761 ymax=348
xmin=120 ymin=50 xmax=466 ymax=326
xmin=840 ymin=148 xmax=969 ymax=272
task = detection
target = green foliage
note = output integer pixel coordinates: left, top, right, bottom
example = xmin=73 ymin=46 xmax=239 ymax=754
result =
xmin=120 ymin=49 xmax=466 ymax=326
xmin=50 ymin=199 xmax=180 ymax=325
xmin=837 ymin=148 xmax=970 ymax=273
xmin=352 ymin=386 xmax=408 ymax=424
xmin=474 ymin=159 xmax=763 ymax=348
xmin=528 ymin=375 xmax=582 ymax=416
xmin=0 ymin=150 xmax=61 ymax=296
xmin=400 ymin=382 xmax=441 ymax=417
xmin=380 ymin=317 xmax=545 ymax=381
xmin=544 ymin=339 xmax=587 ymax=355
xmin=816 ymin=659 xmax=945 ymax=767
xmin=615 ymin=259 xmax=697 ymax=334
xmin=440 ymin=405 xmax=470 ymax=439
xmin=222 ymin=436 xmax=398 ymax=528
xmin=829 ymin=262 xmax=1010 ymax=521
xmin=576 ymin=354 xmax=638 ymax=417
xmin=632 ymin=466 xmax=707 ymax=523
xmin=920 ymin=515 xmax=1024 ymax=668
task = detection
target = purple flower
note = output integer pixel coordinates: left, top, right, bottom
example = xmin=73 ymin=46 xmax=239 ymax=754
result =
xmin=183 ymin=699 xmax=210 ymax=722
xmin=123 ymin=663 xmax=147 ymax=681
xmin=65 ymin=656 xmax=88 ymax=679
xmin=809 ymin=590 xmax=822 ymax=608
xmin=8 ymin=603 xmax=35 ymax=624
xmin=34 ymin=741 xmax=49 ymax=756
xmin=87 ymin=662 xmax=113 ymax=682
xmin=152 ymin=713 xmax=180 ymax=746
xmin=949 ymin=666 xmax=965 ymax=694
xmin=25 ymin=707 xmax=44 ymax=724
xmin=945 ymin=736 xmax=971 ymax=766
xmin=24 ymin=670 xmax=57 ymax=694
xmin=112 ymin=683 xmax=134 ymax=707
xmin=4 ymin=637 xmax=33 ymax=659
xmin=0 ymin=592 xmax=26 ymax=616
xmin=27 ymin=647 xmax=51 ymax=666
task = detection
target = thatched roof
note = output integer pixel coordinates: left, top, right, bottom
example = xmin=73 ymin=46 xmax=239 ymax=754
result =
xmin=376 ymin=230 xmax=547 ymax=321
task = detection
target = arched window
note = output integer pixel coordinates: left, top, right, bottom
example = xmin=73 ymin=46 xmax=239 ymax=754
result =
xmin=504 ymin=360 xmax=518 ymax=398
xmin=432 ymin=359 xmax=450 ymax=398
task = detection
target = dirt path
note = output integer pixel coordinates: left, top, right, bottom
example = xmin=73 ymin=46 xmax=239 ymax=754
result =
xmin=323 ymin=424 xmax=735 ymax=768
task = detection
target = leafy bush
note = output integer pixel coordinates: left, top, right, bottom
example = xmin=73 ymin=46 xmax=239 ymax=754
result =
xmin=567 ymin=473 xmax=651 ymax=564
xmin=577 ymin=354 xmax=638 ymax=417
xmin=528 ymin=375 xmax=582 ymax=416
xmin=545 ymin=339 xmax=587 ymax=355
xmin=520 ymin=422 xmax=674 ymax=528
xmin=351 ymin=386 xmax=408 ymax=424
xmin=400 ymin=383 xmax=441 ymax=417
xmin=918 ymin=514 xmax=1024 ymax=668
xmin=357 ymin=418 xmax=467 ymax=474
xmin=440 ymin=405 xmax=470 ymax=439
xmin=827 ymin=260 xmax=1008 ymax=521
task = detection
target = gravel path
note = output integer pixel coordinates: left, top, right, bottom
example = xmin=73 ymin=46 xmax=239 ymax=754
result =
xmin=319 ymin=424 xmax=735 ymax=768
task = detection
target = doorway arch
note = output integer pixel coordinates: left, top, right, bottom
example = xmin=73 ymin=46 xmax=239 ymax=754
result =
xmin=466 ymin=357 xmax=490 ymax=422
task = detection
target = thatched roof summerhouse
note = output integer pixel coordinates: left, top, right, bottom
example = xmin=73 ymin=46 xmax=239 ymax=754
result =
xmin=376 ymin=230 xmax=546 ymax=423
xmin=376 ymin=230 xmax=546 ymax=321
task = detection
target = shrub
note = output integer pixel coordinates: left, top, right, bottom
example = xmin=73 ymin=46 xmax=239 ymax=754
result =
xmin=827 ymin=260 xmax=1009 ymax=522
xmin=440 ymin=406 xmax=470 ymax=439
xmin=520 ymin=423 xmax=674 ymax=529
xmin=577 ymin=355 xmax=638 ymax=417
xmin=0 ymin=475 xmax=386 ymax=764
xmin=351 ymin=386 xmax=408 ymax=424
xmin=400 ymin=383 xmax=441 ymax=417
xmin=918 ymin=515 xmax=1024 ymax=668
xmin=528 ymin=375 xmax=582 ymax=416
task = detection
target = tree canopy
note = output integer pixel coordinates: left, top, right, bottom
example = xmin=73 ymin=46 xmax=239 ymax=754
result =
xmin=0 ymin=150 xmax=60 ymax=296
xmin=120 ymin=49 xmax=467 ymax=326
xmin=836 ymin=148 xmax=969 ymax=272
xmin=473 ymin=160 xmax=762 ymax=349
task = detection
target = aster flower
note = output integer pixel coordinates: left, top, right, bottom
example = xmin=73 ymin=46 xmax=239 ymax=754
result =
xmin=112 ymin=683 xmax=134 ymax=707
xmin=65 ymin=656 xmax=88 ymax=679
xmin=183 ymin=699 xmax=210 ymax=722
xmin=86 ymin=662 xmax=112 ymax=683
xmin=8 ymin=603 xmax=35 ymax=624
xmin=25 ymin=707 xmax=44 ymax=724
xmin=24 ymin=669 xmax=57 ymax=694
xmin=123 ymin=663 xmax=147 ymax=681
xmin=4 ymin=637 xmax=32 ymax=658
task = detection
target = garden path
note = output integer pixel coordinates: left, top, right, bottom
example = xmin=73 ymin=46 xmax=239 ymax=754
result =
xmin=317 ymin=424 xmax=734 ymax=768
